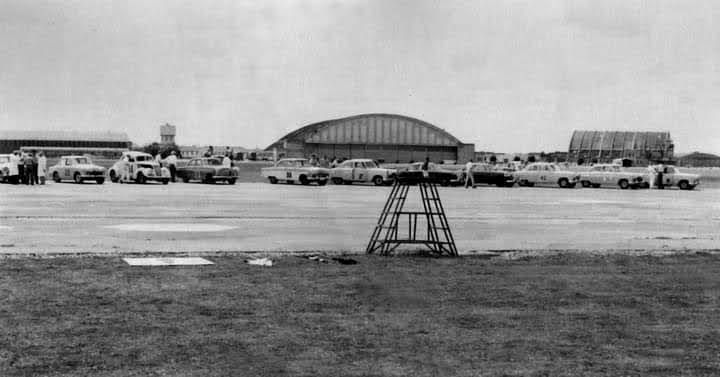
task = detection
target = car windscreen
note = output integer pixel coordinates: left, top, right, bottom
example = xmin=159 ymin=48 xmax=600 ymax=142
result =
xmin=0 ymin=156 xmax=9 ymax=163
xmin=135 ymin=156 xmax=150 ymax=162
xmin=207 ymin=159 xmax=222 ymax=166
xmin=364 ymin=161 xmax=378 ymax=168
xmin=75 ymin=158 xmax=90 ymax=164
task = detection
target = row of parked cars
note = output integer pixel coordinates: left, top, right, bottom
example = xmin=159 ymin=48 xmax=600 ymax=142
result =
xmin=260 ymin=158 xmax=701 ymax=190
xmin=0 ymin=151 xmax=241 ymax=185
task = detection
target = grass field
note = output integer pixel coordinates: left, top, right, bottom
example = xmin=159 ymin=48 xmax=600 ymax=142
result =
xmin=1 ymin=253 xmax=719 ymax=376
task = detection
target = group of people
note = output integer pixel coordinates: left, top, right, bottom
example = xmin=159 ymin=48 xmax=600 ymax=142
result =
xmin=5 ymin=150 xmax=48 ymax=185
xmin=202 ymin=146 xmax=235 ymax=168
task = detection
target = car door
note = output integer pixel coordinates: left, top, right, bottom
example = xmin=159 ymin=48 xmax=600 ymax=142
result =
xmin=63 ymin=158 xmax=73 ymax=179
xmin=353 ymin=161 xmax=367 ymax=182
xmin=334 ymin=161 xmax=352 ymax=180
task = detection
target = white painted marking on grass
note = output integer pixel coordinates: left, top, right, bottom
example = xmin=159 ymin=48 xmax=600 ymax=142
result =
xmin=123 ymin=257 xmax=214 ymax=266
xmin=0 ymin=225 xmax=12 ymax=230
xmin=562 ymin=199 xmax=627 ymax=205
xmin=105 ymin=223 xmax=236 ymax=232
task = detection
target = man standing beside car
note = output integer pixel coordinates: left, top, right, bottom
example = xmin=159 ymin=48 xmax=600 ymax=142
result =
xmin=165 ymin=151 xmax=178 ymax=182
xmin=464 ymin=159 xmax=476 ymax=189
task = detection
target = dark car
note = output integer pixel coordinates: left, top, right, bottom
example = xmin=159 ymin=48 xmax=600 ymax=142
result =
xmin=396 ymin=162 xmax=459 ymax=185
xmin=176 ymin=157 xmax=239 ymax=184
xmin=467 ymin=163 xmax=516 ymax=187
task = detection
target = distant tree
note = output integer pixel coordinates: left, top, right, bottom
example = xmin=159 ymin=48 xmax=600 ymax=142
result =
xmin=591 ymin=158 xmax=598 ymax=164
xmin=577 ymin=158 xmax=585 ymax=166
xmin=527 ymin=155 xmax=536 ymax=163
xmin=140 ymin=142 xmax=182 ymax=159
xmin=489 ymin=155 xmax=497 ymax=164
xmin=513 ymin=156 xmax=521 ymax=162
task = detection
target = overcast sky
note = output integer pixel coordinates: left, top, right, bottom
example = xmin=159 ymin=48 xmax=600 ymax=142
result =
xmin=1 ymin=0 xmax=719 ymax=153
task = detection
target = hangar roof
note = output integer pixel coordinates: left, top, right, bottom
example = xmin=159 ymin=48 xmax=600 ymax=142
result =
xmin=266 ymin=113 xmax=462 ymax=150
xmin=569 ymin=131 xmax=672 ymax=152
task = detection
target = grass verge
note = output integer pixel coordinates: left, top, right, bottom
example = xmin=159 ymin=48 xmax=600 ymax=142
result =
xmin=1 ymin=253 xmax=719 ymax=376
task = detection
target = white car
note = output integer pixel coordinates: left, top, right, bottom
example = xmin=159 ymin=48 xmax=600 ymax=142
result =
xmin=515 ymin=162 xmax=580 ymax=188
xmin=330 ymin=159 xmax=396 ymax=186
xmin=109 ymin=151 xmax=170 ymax=184
xmin=648 ymin=165 xmax=701 ymax=190
xmin=261 ymin=158 xmax=329 ymax=185
xmin=48 ymin=155 xmax=107 ymax=184
xmin=579 ymin=164 xmax=645 ymax=189
xmin=0 ymin=154 xmax=13 ymax=183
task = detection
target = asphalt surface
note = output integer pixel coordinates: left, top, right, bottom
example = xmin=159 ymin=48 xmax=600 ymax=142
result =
xmin=0 ymin=181 xmax=719 ymax=255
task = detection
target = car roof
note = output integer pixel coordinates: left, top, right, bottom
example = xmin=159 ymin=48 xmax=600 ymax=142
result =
xmin=60 ymin=155 xmax=88 ymax=159
xmin=280 ymin=158 xmax=307 ymax=161
xmin=346 ymin=159 xmax=374 ymax=162
xmin=124 ymin=151 xmax=151 ymax=157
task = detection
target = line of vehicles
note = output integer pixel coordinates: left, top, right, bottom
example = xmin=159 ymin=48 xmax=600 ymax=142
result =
xmin=260 ymin=158 xmax=702 ymax=190
xmin=0 ymin=153 xmax=702 ymax=190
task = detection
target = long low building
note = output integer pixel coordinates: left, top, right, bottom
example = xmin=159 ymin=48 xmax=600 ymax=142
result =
xmin=265 ymin=113 xmax=475 ymax=163
xmin=568 ymin=130 xmax=674 ymax=166
xmin=0 ymin=130 xmax=131 ymax=158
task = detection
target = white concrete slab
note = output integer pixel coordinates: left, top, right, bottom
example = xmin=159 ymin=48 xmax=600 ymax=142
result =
xmin=123 ymin=257 xmax=214 ymax=266
xmin=106 ymin=224 xmax=236 ymax=232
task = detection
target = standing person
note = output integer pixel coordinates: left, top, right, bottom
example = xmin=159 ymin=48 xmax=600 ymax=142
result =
xmin=120 ymin=153 xmax=131 ymax=183
xmin=421 ymin=156 xmax=430 ymax=178
xmin=646 ymin=165 xmax=657 ymax=189
xmin=464 ymin=159 xmax=476 ymax=189
xmin=18 ymin=151 xmax=26 ymax=185
xmin=37 ymin=151 xmax=47 ymax=185
xmin=204 ymin=146 xmax=214 ymax=158
xmin=222 ymin=154 xmax=231 ymax=168
xmin=8 ymin=152 xmax=19 ymax=184
xmin=225 ymin=146 xmax=232 ymax=158
xmin=31 ymin=150 xmax=39 ymax=185
xmin=309 ymin=154 xmax=319 ymax=166
xmin=154 ymin=152 xmax=162 ymax=167
xmin=165 ymin=151 xmax=178 ymax=182
xmin=24 ymin=152 xmax=35 ymax=185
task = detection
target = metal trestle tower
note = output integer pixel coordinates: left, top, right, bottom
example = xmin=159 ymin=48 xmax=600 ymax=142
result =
xmin=366 ymin=177 xmax=457 ymax=256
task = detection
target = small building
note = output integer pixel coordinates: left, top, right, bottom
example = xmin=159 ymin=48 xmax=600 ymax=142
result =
xmin=568 ymin=131 xmax=674 ymax=165
xmin=265 ymin=113 xmax=475 ymax=163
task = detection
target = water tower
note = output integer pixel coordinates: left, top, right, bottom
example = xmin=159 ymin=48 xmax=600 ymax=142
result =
xmin=160 ymin=123 xmax=176 ymax=145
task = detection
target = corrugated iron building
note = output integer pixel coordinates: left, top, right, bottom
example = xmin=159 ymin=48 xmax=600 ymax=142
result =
xmin=0 ymin=130 xmax=131 ymax=158
xmin=265 ymin=114 xmax=475 ymax=163
xmin=568 ymin=131 xmax=674 ymax=165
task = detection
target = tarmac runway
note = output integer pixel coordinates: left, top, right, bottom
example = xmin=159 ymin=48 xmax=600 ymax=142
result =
xmin=1 ymin=181 xmax=719 ymax=255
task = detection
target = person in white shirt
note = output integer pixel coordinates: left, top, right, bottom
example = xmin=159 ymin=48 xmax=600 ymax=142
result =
xmin=165 ymin=151 xmax=178 ymax=182
xmin=37 ymin=151 xmax=47 ymax=185
xmin=464 ymin=160 xmax=476 ymax=189
xmin=120 ymin=154 xmax=131 ymax=183
xmin=222 ymin=155 xmax=231 ymax=168
xmin=8 ymin=152 xmax=19 ymax=184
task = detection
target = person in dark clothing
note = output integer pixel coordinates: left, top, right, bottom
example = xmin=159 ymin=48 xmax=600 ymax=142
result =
xmin=24 ymin=152 xmax=35 ymax=185
xmin=32 ymin=150 xmax=39 ymax=184
xmin=18 ymin=152 xmax=26 ymax=185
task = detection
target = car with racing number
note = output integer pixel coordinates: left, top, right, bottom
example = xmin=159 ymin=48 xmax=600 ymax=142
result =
xmin=578 ymin=164 xmax=645 ymax=189
xmin=48 ymin=155 xmax=107 ymax=184
xmin=649 ymin=165 xmax=701 ymax=190
xmin=330 ymin=159 xmax=396 ymax=186
xmin=108 ymin=151 xmax=170 ymax=184
xmin=176 ymin=157 xmax=239 ymax=184
xmin=261 ymin=158 xmax=329 ymax=185
xmin=515 ymin=162 xmax=579 ymax=188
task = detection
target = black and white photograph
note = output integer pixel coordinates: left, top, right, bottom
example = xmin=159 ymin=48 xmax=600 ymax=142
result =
xmin=1 ymin=0 xmax=719 ymax=376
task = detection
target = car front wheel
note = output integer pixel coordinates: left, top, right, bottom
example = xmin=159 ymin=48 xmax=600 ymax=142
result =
xmin=317 ymin=180 xmax=327 ymax=186
xmin=268 ymin=177 xmax=278 ymax=184
xmin=73 ymin=172 xmax=83 ymax=184
xmin=331 ymin=177 xmax=344 ymax=185
xmin=372 ymin=176 xmax=384 ymax=186
xmin=227 ymin=178 xmax=236 ymax=185
xmin=96 ymin=178 xmax=104 ymax=184
xmin=558 ymin=178 xmax=569 ymax=188
xmin=618 ymin=179 xmax=629 ymax=190
xmin=136 ymin=173 xmax=146 ymax=184
xmin=109 ymin=170 xmax=118 ymax=183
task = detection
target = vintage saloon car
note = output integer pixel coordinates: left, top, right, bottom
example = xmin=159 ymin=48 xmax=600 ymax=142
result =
xmin=330 ymin=159 xmax=396 ymax=186
xmin=176 ymin=157 xmax=239 ymax=184
xmin=108 ymin=151 xmax=170 ymax=184
xmin=466 ymin=163 xmax=516 ymax=187
xmin=395 ymin=162 xmax=460 ymax=186
xmin=579 ymin=164 xmax=645 ymax=189
xmin=261 ymin=158 xmax=329 ymax=185
xmin=515 ymin=162 xmax=580 ymax=188
xmin=49 ymin=155 xmax=106 ymax=184
xmin=0 ymin=154 xmax=13 ymax=183
xmin=648 ymin=165 xmax=701 ymax=190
